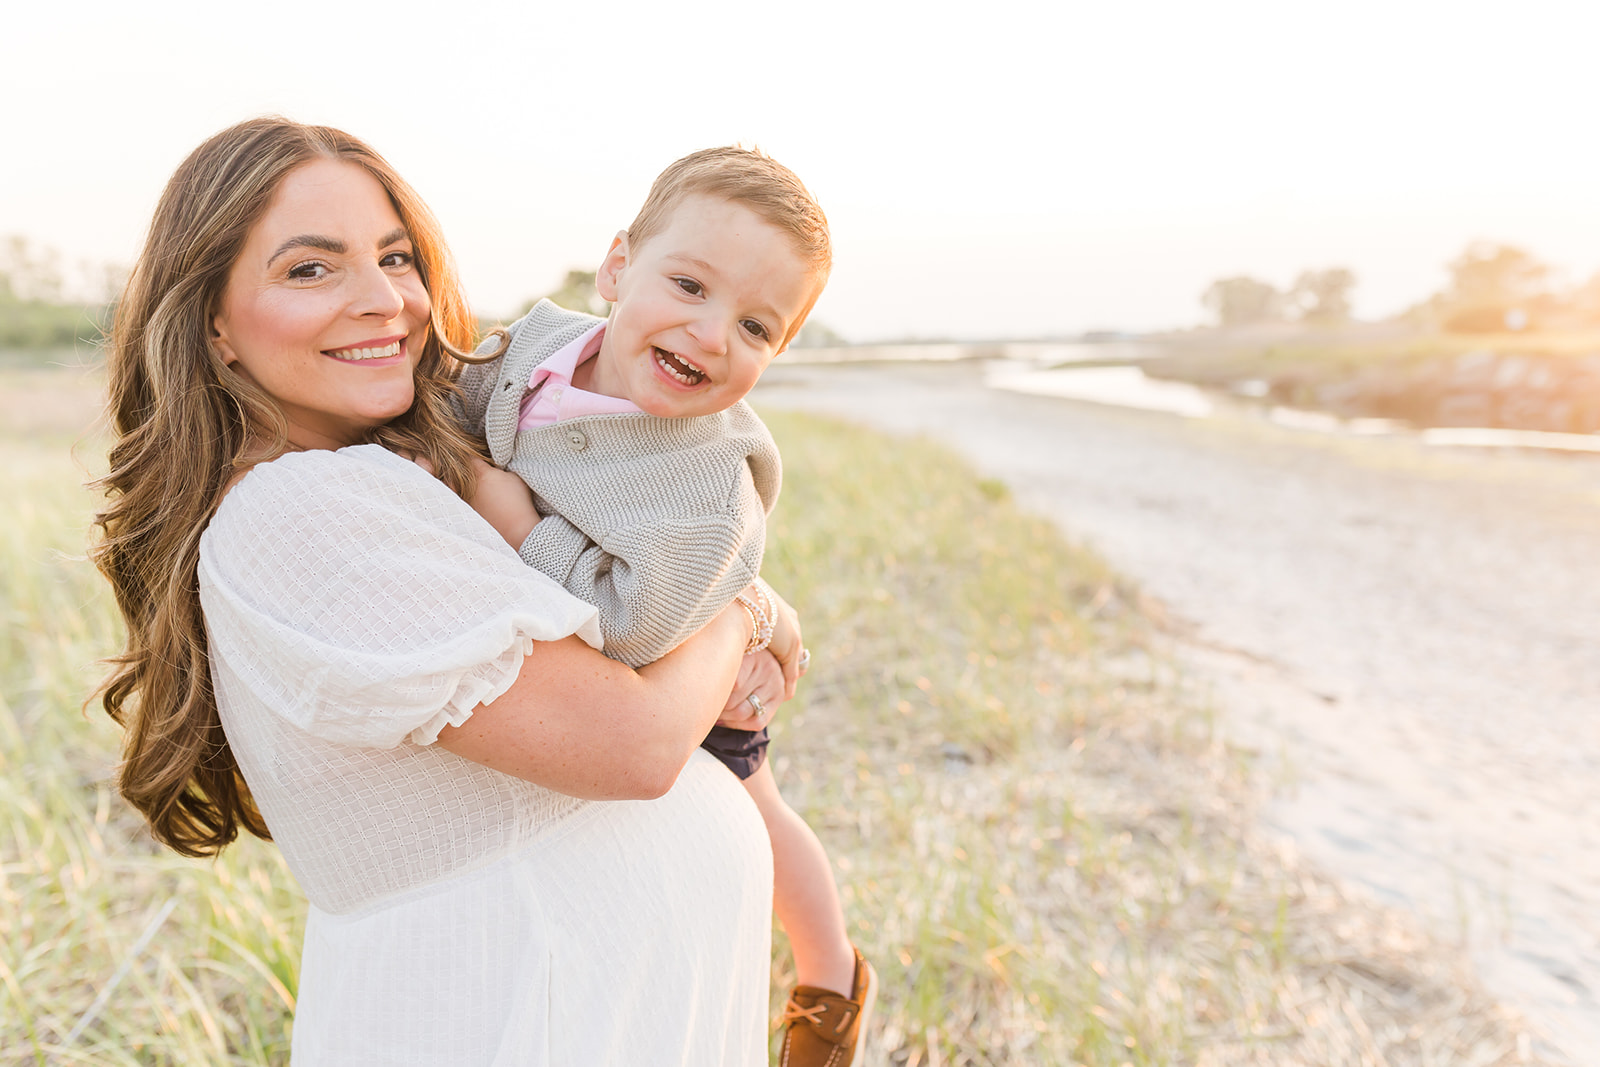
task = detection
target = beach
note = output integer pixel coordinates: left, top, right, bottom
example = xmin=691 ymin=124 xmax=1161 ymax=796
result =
xmin=754 ymin=358 xmax=1600 ymax=1063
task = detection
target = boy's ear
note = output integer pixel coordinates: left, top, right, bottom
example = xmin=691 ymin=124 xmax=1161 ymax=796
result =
xmin=595 ymin=231 xmax=630 ymax=303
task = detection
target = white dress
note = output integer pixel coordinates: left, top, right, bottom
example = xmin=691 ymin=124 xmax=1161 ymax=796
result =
xmin=197 ymin=445 xmax=772 ymax=1066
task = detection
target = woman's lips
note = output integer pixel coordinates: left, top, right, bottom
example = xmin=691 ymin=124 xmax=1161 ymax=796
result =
xmin=324 ymin=339 xmax=405 ymax=363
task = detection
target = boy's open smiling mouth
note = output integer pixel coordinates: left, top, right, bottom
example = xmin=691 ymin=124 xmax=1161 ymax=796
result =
xmin=653 ymin=346 xmax=706 ymax=386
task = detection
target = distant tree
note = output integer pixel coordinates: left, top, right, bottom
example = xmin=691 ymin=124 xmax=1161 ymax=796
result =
xmin=1569 ymin=271 xmax=1600 ymax=325
xmin=1 ymin=235 xmax=65 ymax=303
xmin=1201 ymin=276 xmax=1282 ymax=328
xmin=519 ymin=269 xmax=609 ymax=318
xmin=0 ymin=235 xmax=105 ymax=349
xmin=792 ymin=319 xmax=846 ymax=348
xmin=1445 ymin=242 xmax=1547 ymax=308
xmin=1436 ymin=242 xmax=1549 ymax=331
xmin=1287 ymin=268 xmax=1355 ymax=324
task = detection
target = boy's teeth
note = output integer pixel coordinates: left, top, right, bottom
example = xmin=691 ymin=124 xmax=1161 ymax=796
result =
xmin=654 ymin=347 xmax=704 ymax=385
xmin=330 ymin=341 xmax=401 ymax=361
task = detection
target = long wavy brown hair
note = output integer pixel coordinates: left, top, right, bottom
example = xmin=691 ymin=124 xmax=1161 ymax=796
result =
xmin=91 ymin=117 xmax=496 ymax=857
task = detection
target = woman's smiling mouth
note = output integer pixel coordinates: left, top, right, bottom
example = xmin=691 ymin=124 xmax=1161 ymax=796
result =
xmin=325 ymin=339 xmax=403 ymax=362
xmin=654 ymin=346 xmax=705 ymax=385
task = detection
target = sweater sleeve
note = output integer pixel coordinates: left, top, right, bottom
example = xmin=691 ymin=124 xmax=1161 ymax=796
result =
xmin=519 ymin=459 xmax=767 ymax=668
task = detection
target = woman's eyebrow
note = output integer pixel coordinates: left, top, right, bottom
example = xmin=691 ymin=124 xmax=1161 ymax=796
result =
xmin=265 ymin=229 xmax=408 ymax=267
xmin=267 ymin=235 xmax=345 ymax=266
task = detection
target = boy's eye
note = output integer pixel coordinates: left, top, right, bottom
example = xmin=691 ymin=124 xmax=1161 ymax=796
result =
xmin=674 ymin=277 xmax=703 ymax=297
xmin=741 ymin=319 xmax=770 ymax=341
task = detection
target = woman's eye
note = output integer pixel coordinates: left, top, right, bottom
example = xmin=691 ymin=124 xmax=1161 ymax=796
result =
xmin=674 ymin=277 xmax=703 ymax=297
xmin=381 ymin=250 xmax=415 ymax=270
xmin=741 ymin=319 xmax=770 ymax=341
xmin=287 ymin=261 xmax=329 ymax=281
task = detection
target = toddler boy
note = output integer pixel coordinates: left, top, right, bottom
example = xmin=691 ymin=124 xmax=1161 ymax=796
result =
xmin=455 ymin=147 xmax=873 ymax=1067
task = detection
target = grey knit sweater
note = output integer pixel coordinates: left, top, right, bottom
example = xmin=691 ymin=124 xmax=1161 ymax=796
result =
xmin=455 ymin=300 xmax=781 ymax=668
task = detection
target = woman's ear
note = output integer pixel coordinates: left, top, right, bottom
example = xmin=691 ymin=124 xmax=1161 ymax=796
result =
xmin=210 ymin=313 xmax=238 ymax=367
xmin=595 ymin=231 xmax=629 ymax=303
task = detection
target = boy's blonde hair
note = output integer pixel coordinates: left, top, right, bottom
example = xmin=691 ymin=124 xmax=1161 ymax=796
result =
xmin=627 ymin=146 xmax=830 ymax=344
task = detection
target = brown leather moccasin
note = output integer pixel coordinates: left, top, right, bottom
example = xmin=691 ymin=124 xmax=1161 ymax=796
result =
xmin=779 ymin=947 xmax=877 ymax=1067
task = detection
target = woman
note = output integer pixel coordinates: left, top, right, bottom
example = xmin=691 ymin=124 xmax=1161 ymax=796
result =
xmin=91 ymin=116 xmax=796 ymax=1064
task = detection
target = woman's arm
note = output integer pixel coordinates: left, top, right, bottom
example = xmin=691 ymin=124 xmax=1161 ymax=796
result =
xmin=434 ymin=599 xmax=759 ymax=800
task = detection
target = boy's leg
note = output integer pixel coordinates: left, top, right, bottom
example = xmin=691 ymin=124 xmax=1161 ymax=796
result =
xmin=740 ymin=760 xmax=856 ymax=997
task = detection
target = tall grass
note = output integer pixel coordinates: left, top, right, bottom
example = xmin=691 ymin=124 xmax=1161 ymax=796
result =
xmin=757 ymin=410 xmax=1549 ymax=1065
xmin=1 ymin=399 xmax=302 ymax=1064
xmin=0 ymin=372 xmax=1550 ymax=1064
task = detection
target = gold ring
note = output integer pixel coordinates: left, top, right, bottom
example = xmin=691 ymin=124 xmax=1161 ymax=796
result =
xmin=747 ymin=693 xmax=765 ymax=715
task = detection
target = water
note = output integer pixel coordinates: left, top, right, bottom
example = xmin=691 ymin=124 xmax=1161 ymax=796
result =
xmin=986 ymin=364 xmax=1214 ymax=418
xmin=785 ymin=339 xmax=1158 ymax=366
xmin=993 ymin=360 xmax=1600 ymax=455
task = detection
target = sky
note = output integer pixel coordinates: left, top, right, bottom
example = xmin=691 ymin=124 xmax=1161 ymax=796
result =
xmin=6 ymin=0 xmax=1600 ymax=342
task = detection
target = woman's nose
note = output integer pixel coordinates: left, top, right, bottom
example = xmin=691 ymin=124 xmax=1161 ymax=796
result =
xmin=351 ymin=261 xmax=406 ymax=319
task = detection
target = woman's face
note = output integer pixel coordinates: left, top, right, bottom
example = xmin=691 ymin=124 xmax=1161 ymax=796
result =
xmin=212 ymin=158 xmax=431 ymax=450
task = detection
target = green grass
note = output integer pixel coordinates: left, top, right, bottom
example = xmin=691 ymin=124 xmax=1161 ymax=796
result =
xmin=1139 ymin=326 xmax=1600 ymax=432
xmin=0 ymin=343 xmax=103 ymax=371
xmin=1 ymin=371 xmax=1549 ymax=1065
xmin=1 ymin=403 xmax=303 ymax=1064
xmin=1142 ymin=326 xmax=1600 ymax=390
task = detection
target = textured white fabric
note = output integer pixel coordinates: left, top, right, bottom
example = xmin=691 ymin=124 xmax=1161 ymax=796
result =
xmin=197 ymin=445 xmax=773 ymax=1065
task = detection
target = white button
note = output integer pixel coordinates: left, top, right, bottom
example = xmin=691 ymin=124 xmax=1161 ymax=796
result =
xmin=549 ymin=388 xmax=563 ymax=402
xmin=566 ymin=430 xmax=587 ymax=451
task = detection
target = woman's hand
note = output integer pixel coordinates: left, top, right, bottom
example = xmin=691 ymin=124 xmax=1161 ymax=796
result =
xmin=465 ymin=456 xmax=541 ymax=551
xmin=717 ymin=650 xmax=785 ymax=732
xmin=760 ymin=582 xmax=804 ymax=700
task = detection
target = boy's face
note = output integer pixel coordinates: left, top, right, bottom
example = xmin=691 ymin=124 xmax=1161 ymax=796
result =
xmin=588 ymin=194 xmax=816 ymax=418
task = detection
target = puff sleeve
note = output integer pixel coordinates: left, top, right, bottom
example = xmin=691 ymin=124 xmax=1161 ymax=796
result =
xmin=197 ymin=444 xmax=602 ymax=748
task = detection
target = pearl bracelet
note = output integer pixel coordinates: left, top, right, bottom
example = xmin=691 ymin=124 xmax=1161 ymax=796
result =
xmin=734 ymin=585 xmax=774 ymax=655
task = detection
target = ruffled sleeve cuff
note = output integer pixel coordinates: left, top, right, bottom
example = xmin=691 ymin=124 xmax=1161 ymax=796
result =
xmin=406 ymin=632 xmax=536 ymax=746
xmin=198 ymin=445 xmax=603 ymax=750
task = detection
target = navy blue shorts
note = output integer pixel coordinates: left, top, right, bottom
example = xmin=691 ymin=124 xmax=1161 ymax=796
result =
xmin=700 ymin=725 xmax=770 ymax=780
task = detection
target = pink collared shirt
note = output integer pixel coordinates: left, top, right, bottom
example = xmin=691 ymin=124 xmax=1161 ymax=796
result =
xmin=517 ymin=322 xmax=641 ymax=430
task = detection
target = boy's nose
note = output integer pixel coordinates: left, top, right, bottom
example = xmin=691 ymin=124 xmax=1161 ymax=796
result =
xmin=687 ymin=314 xmax=729 ymax=356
